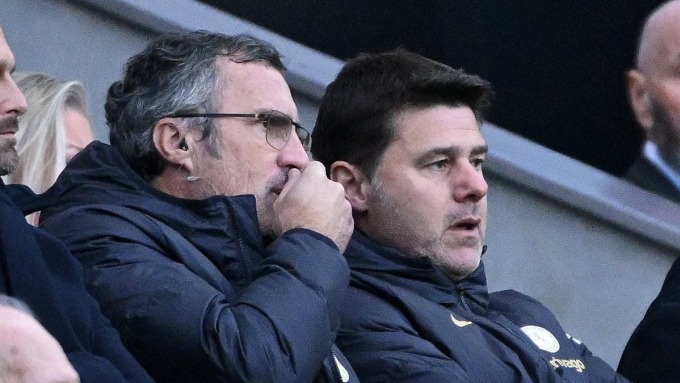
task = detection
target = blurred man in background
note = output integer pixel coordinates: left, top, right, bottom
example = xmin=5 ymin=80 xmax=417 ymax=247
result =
xmin=625 ymin=0 xmax=680 ymax=203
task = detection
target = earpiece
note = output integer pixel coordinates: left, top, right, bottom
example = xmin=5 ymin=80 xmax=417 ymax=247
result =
xmin=184 ymin=174 xmax=219 ymax=195
xmin=179 ymin=140 xmax=188 ymax=151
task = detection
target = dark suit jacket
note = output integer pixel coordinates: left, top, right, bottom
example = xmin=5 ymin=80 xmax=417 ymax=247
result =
xmin=624 ymin=156 xmax=680 ymax=203
xmin=618 ymin=256 xmax=680 ymax=382
xmin=0 ymin=182 xmax=154 ymax=383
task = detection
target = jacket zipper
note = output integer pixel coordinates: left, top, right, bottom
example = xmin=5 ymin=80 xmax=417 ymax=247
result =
xmin=458 ymin=290 xmax=472 ymax=312
xmin=226 ymin=200 xmax=253 ymax=284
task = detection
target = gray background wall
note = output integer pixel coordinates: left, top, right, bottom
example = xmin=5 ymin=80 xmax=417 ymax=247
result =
xmin=0 ymin=0 xmax=155 ymax=140
xmin=2 ymin=0 xmax=679 ymax=368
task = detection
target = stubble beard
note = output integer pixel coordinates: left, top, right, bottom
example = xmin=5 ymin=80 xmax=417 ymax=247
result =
xmin=257 ymin=170 xmax=289 ymax=238
xmin=0 ymin=117 xmax=19 ymax=176
xmin=650 ymin=99 xmax=680 ymax=172
xmin=256 ymin=191 xmax=276 ymax=238
xmin=369 ymin=178 xmax=484 ymax=280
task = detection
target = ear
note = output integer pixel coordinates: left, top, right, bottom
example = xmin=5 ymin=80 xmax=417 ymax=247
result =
xmin=153 ymin=117 xmax=194 ymax=172
xmin=330 ymin=161 xmax=371 ymax=212
xmin=627 ymin=69 xmax=654 ymax=133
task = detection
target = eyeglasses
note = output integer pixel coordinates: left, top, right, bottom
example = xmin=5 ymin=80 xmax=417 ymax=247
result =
xmin=167 ymin=110 xmax=311 ymax=151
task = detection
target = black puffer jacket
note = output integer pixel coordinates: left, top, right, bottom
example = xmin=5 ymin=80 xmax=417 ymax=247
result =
xmin=618 ymin=255 xmax=680 ymax=383
xmin=1 ymin=181 xmax=154 ymax=382
xmin=35 ymin=141 xmax=357 ymax=383
xmin=336 ymin=230 xmax=628 ymax=383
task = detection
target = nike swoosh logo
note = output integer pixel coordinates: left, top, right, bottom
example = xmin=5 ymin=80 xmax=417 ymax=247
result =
xmin=450 ymin=314 xmax=473 ymax=327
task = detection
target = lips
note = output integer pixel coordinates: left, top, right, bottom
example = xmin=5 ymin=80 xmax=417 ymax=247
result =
xmin=0 ymin=117 xmax=18 ymax=136
xmin=0 ymin=126 xmax=16 ymax=135
xmin=451 ymin=216 xmax=481 ymax=231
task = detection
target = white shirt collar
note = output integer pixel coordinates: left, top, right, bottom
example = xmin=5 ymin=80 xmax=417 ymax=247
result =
xmin=643 ymin=141 xmax=680 ymax=192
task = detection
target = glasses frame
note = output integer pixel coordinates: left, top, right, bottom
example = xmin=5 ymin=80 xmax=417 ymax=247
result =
xmin=167 ymin=110 xmax=311 ymax=151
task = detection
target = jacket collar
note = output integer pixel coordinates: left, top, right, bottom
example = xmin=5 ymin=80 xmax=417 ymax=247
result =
xmin=34 ymin=141 xmax=257 ymax=217
xmin=345 ymin=230 xmax=490 ymax=312
xmin=34 ymin=142 xmax=267 ymax=285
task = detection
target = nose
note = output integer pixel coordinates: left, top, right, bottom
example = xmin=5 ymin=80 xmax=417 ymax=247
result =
xmin=277 ymin=130 xmax=310 ymax=170
xmin=451 ymin=161 xmax=488 ymax=203
xmin=0 ymin=74 xmax=27 ymax=116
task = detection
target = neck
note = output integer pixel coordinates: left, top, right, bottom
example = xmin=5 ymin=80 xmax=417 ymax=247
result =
xmin=151 ymin=171 xmax=197 ymax=199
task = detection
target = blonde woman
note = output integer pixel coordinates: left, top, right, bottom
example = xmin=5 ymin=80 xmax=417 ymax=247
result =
xmin=4 ymin=73 xmax=93 ymax=224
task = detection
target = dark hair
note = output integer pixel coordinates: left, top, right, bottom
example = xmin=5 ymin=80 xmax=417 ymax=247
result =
xmin=106 ymin=31 xmax=284 ymax=180
xmin=312 ymin=49 xmax=492 ymax=179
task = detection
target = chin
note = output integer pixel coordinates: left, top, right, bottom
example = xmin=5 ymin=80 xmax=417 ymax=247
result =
xmin=450 ymin=244 xmax=482 ymax=260
xmin=444 ymin=262 xmax=480 ymax=281
xmin=432 ymin=249 xmax=481 ymax=279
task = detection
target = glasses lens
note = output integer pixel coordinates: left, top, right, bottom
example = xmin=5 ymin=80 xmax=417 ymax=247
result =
xmin=296 ymin=127 xmax=312 ymax=151
xmin=264 ymin=111 xmax=292 ymax=149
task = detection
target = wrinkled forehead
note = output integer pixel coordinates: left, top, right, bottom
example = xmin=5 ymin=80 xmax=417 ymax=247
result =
xmin=392 ymin=104 xmax=482 ymax=132
xmin=390 ymin=105 xmax=485 ymax=150
xmin=216 ymin=59 xmax=298 ymax=119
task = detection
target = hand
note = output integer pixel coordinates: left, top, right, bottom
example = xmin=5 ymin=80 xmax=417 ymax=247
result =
xmin=0 ymin=306 xmax=80 ymax=383
xmin=274 ymin=161 xmax=354 ymax=251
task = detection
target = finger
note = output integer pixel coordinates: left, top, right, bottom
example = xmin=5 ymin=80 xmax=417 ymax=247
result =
xmin=288 ymin=162 xmax=326 ymax=194
xmin=287 ymin=167 xmax=302 ymax=182
xmin=303 ymin=161 xmax=327 ymax=178
xmin=278 ymin=168 xmax=302 ymax=199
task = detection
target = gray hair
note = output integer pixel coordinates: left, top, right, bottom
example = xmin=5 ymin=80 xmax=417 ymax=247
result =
xmin=106 ymin=31 xmax=285 ymax=180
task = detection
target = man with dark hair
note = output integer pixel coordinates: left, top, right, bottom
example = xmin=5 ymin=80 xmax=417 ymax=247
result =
xmin=624 ymin=0 xmax=680 ymax=203
xmin=0 ymin=25 xmax=153 ymax=383
xmin=36 ymin=31 xmax=356 ymax=382
xmin=312 ymin=50 xmax=628 ymax=382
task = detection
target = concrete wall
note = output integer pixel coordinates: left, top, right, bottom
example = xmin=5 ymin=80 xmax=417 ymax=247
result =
xmin=0 ymin=0 xmax=155 ymax=141
xmin=0 ymin=0 xmax=321 ymax=141
xmin=2 ymin=0 xmax=679 ymax=368
xmin=482 ymin=124 xmax=680 ymax=364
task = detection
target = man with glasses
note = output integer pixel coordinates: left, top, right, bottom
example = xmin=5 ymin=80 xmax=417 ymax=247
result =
xmin=35 ymin=31 xmax=356 ymax=383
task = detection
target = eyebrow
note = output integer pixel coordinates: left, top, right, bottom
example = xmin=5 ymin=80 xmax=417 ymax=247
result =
xmin=415 ymin=144 xmax=488 ymax=165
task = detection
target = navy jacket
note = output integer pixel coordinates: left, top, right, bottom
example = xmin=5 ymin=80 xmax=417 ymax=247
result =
xmin=618 ymin=255 xmax=680 ymax=382
xmin=337 ymin=231 xmax=628 ymax=382
xmin=36 ymin=142 xmax=357 ymax=383
xmin=0 ymin=182 xmax=153 ymax=383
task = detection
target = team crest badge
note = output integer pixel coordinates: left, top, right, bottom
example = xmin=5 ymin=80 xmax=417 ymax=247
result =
xmin=521 ymin=325 xmax=560 ymax=353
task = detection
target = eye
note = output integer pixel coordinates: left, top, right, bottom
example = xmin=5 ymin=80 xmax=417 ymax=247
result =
xmin=427 ymin=159 xmax=450 ymax=170
xmin=266 ymin=114 xmax=291 ymax=130
xmin=471 ymin=157 xmax=485 ymax=170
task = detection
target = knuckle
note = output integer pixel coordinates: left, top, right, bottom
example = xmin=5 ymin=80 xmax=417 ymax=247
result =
xmin=308 ymin=160 xmax=326 ymax=174
xmin=330 ymin=180 xmax=345 ymax=193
